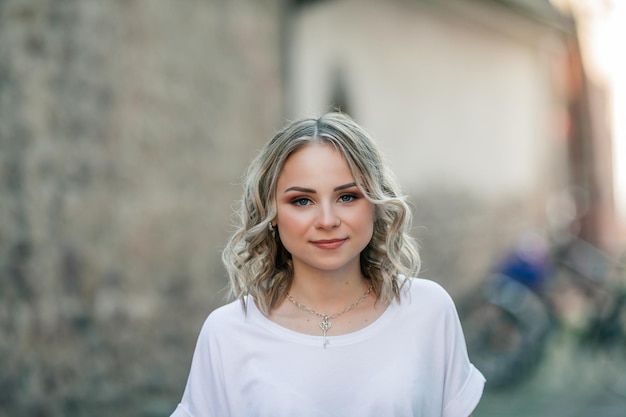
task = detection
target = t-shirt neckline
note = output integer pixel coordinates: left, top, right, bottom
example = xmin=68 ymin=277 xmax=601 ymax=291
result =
xmin=247 ymin=293 xmax=401 ymax=347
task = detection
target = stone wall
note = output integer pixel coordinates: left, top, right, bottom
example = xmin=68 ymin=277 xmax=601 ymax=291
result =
xmin=0 ymin=1 xmax=283 ymax=416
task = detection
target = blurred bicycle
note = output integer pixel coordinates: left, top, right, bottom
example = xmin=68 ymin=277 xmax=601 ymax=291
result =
xmin=460 ymin=192 xmax=626 ymax=391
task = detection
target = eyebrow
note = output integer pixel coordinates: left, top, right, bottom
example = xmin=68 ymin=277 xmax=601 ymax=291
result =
xmin=283 ymin=182 xmax=357 ymax=194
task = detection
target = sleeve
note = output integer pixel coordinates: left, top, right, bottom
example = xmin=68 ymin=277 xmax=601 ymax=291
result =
xmin=170 ymin=404 xmax=193 ymax=417
xmin=441 ymin=293 xmax=486 ymax=417
xmin=170 ymin=315 xmax=230 ymax=417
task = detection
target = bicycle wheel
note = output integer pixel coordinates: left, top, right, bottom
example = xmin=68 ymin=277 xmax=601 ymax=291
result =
xmin=463 ymin=303 xmax=535 ymax=388
xmin=462 ymin=277 xmax=552 ymax=389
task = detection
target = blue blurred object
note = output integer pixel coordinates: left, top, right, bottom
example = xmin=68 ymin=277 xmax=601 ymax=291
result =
xmin=497 ymin=233 xmax=550 ymax=290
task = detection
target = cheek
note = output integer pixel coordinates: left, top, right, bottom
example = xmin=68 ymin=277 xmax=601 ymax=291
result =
xmin=345 ymin=204 xmax=375 ymax=240
xmin=276 ymin=212 xmax=310 ymax=255
xmin=365 ymin=208 xmax=376 ymax=241
xmin=277 ymin=208 xmax=310 ymax=233
xmin=366 ymin=216 xmax=376 ymax=240
xmin=361 ymin=205 xmax=376 ymax=230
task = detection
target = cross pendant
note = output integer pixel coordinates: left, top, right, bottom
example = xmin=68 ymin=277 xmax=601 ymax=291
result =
xmin=319 ymin=315 xmax=332 ymax=349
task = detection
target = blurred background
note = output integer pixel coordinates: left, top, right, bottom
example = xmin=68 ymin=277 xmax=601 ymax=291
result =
xmin=1 ymin=0 xmax=625 ymax=416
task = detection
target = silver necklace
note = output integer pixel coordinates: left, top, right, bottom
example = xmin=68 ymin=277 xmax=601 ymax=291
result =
xmin=286 ymin=284 xmax=373 ymax=348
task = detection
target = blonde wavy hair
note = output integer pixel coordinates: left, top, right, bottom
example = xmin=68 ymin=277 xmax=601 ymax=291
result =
xmin=222 ymin=112 xmax=420 ymax=315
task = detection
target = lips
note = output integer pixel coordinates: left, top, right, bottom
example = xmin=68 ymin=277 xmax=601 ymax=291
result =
xmin=310 ymin=238 xmax=347 ymax=250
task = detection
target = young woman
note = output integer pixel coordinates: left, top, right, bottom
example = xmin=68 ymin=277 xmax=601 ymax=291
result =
xmin=170 ymin=112 xmax=485 ymax=417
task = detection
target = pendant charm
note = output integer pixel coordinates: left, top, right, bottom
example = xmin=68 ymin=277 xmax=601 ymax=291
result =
xmin=286 ymin=284 xmax=373 ymax=349
xmin=319 ymin=315 xmax=332 ymax=349
xmin=319 ymin=315 xmax=332 ymax=334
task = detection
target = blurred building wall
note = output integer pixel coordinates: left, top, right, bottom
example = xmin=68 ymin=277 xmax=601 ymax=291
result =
xmin=287 ymin=0 xmax=578 ymax=293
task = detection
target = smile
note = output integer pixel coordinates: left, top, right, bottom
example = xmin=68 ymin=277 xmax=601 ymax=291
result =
xmin=310 ymin=238 xmax=347 ymax=250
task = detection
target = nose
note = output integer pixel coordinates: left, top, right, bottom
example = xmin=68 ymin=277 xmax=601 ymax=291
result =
xmin=315 ymin=203 xmax=340 ymax=230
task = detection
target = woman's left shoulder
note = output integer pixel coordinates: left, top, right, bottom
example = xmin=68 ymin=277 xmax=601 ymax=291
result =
xmin=402 ymin=277 xmax=456 ymax=309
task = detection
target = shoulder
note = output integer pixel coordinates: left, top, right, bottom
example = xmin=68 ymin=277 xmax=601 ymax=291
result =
xmin=198 ymin=298 xmax=247 ymax=338
xmin=400 ymin=277 xmax=457 ymax=313
xmin=403 ymin=277 xmax=454 ymax=302
xmin=207 ymin=298 xmax=246 ymax=321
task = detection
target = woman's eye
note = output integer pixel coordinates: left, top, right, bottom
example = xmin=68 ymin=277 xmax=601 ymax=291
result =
xmin=292 ymin=198 xmax=311 ymax=206
xmin=339 ymin=194 xmax=357 ymax=203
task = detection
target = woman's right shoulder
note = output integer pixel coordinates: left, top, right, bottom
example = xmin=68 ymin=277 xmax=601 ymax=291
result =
xmin=196 ymin=297 xmax=251 ymax=340
xmin=203 ymin=298 xmax=246 ymax=325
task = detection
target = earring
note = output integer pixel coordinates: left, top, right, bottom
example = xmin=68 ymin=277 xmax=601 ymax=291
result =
xmin=268 ymin=222 xmax=275 ymax=236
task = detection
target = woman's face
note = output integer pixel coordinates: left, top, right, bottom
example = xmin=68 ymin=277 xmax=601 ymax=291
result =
xmin=274 ymin=142 xmax=375 ymax=276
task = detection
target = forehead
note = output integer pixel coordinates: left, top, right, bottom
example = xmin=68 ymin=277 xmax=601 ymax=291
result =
xmin=277 ymin=142 xmax=354 ymax=185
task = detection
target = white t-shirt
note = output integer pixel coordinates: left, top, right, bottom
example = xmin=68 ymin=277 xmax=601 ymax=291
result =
xmin=171 ymin=278 xmax=485 ymax=417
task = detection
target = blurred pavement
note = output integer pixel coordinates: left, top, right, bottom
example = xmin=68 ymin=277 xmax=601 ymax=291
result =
xmin=475 ymin=330 xmax=626 ymax=417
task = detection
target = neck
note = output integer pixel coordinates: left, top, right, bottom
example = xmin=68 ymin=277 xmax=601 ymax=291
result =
xmin=288 ymin=266 xmax=370 ymax=313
